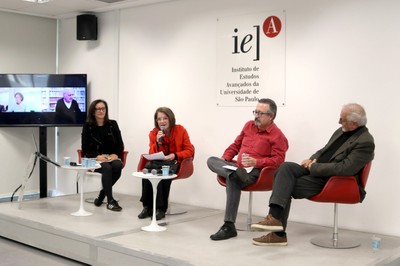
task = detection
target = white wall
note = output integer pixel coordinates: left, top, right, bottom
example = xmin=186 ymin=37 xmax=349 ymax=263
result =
xmin=55 ymin=11 xmax=122 ymax=194
xmin=115 ymin=0 xmax=400 ymax=237
xmin=2 ymin=0 xmax=399 ymax=237
xmin=0 ymin=11 xmax=56 ymax=196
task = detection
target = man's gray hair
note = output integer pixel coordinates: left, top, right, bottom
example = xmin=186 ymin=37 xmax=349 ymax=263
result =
xmin=343 ymin=103 xmax=367 ymax=126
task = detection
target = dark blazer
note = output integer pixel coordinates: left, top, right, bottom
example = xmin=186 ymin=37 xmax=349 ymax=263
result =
xmin=309 ymin=126 xmax=375 ymax=177
xmin=55 ymin=99 xmax=81 ymax=123
xmin=81 ymin=120 xmax=124 ymax=159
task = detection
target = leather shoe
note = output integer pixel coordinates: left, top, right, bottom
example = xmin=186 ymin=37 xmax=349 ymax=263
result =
xmin=138 ymin=207 xmax=151 ymax=219
xmin=107 ymin=200 xmax=122 ymax=211
xmin=210 ymin=224 xmax=237 ymax=241
xmin=94 ymin=192 xmax=105 ymax=207
xmin=156 ymin=209 xmax=165 ymax=220
xmin=94 ymin=197 xmax=105 ymax=207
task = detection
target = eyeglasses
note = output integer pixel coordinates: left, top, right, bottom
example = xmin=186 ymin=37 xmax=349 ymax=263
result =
xmin=95 ymin=107 xmax=106 ymax=112
xmin=339 ymin=117 xmax=351 ymax=123
xmin=253 ymin=110 xmax=270 ymax=116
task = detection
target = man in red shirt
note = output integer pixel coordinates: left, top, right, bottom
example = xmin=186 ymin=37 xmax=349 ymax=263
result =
xmin=208 ymin=98 xmax=288 ymax=241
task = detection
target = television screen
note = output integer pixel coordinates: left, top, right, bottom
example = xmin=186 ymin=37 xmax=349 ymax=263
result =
xmin=0 ymin=74 xmax=87 ymax=127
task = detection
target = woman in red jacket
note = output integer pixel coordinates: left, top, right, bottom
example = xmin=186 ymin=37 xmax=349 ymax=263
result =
xmin=138 ymin=107 xmax=194 ymax=220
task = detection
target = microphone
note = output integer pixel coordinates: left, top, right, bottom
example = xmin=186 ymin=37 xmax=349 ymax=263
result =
xmin=142 ymin=168 xmax=158 ymax=175
xmin=159 ymin=126 xmax=165 ymax=142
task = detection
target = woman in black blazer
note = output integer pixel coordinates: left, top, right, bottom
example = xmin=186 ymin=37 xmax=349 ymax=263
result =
xmin=81 ymin=99 xmax=124 ymax=211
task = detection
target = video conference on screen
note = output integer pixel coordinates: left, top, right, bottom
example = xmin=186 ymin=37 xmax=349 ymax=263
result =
xmin=0 ymin=87 xmax=86 ymax=113
xmin=0 ymin=74 xmax=87 ymax=126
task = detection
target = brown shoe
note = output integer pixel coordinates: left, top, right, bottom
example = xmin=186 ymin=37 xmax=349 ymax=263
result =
xmin=252 ymin=232 xmax=288 ymax=246
xmin=251 ymin=214 xmax=283 ymax=232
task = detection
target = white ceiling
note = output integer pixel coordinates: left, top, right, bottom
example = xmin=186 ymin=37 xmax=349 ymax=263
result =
xmin=0 ymin=0 xmax=176 ymax=19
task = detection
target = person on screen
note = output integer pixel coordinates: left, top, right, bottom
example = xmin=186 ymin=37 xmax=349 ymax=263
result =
xmin=138 ymin=107 xmax=194 ymax=221
xmin=7 ymin=92 xmax=26 ymax=112
xmin=207 ymin=98 xmax=288 ymax=241
xmin=81 ymin=99 xmax=124 ymax=212
xmin=55 ymin=88 xmax=81 ymax=123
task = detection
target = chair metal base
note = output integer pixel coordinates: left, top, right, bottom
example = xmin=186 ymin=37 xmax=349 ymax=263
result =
xmin=84 ymin=198 xmax=103 ymax=204
xmin=236 ymin=191 xmax=254 ymax=231
xmin=310 ymin=203 xmax=360 ymax=249
xmin=236 ymin=221 xmax=252 ymax=231
xmin=166 ymin=206 xmax=188 ymax=215
xmin=84 ymin=198 xmax=119 ymax=204
xmin=311 ymin=236 xmax=360 ymax=249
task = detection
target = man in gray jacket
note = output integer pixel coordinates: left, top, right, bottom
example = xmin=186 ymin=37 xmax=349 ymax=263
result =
xmin=251 ymin=103 xmax=375 ymax=246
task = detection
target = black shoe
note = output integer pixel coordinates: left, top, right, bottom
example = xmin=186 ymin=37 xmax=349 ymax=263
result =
xmin=210 ymin=224 xmax=237 ymax=241
xmin=156 ymin=209 xmax=165 ymax=220
xmin=138 ymin=207 xmax=151 ymax=219
xmin=94 ymin=192 xmax=105 ymax=207
xmin=107 ymin=200 xmax=122 ymax=211
xmin=94 ymin=197 xmax=104 ymax=207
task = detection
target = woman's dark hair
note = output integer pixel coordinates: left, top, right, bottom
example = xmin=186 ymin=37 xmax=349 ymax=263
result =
xmin=259 ymin=98 xmax=277 ymax=120
xmin=87 ymin=99 xmax=109 ymax=125
xmin=154 ymin=107 xmax=176 ymax=129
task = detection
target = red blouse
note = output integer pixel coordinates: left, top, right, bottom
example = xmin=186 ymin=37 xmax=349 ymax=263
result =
xmin=148 ymin=124 xmax=194 ymax=163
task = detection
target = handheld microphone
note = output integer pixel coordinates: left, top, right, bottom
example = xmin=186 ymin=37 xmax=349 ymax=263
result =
xmin=159 ymin=126 xmax=165 ymax=142
xmin=142 ymin=168 xmax=149 ymax=174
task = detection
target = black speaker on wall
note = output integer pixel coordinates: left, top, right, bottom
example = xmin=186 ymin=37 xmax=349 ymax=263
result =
xmin=77 ymin=14 xmax=97 ymax=40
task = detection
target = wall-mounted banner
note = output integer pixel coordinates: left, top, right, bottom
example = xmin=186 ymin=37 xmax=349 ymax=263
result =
xmin=216 ymin=10 xmax=286 ymax=107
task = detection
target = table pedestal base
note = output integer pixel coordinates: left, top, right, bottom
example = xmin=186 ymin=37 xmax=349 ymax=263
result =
xmin=142 ymin=178 xmax=168 ymax=232
xmin=71 ymin=208 xmax=92 ymax=216
xmin=141 ymin=220 xmax=166 ymax=232
xmin=132 ymin=172 xmax=176 ymax=232
xmin=71 ymin=170 xmax=92 ymax=217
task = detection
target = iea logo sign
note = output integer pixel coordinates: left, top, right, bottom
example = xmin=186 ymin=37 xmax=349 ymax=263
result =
xmin=217 ymin=11 xmax=286 ymax=107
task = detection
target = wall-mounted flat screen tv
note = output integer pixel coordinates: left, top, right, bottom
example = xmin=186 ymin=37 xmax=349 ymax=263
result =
xmin=0 ymin=74 xmax=87 ymax=127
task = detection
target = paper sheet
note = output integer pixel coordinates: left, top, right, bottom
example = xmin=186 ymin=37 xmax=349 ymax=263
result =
xmin=143 ymin=152 xmax=165 ymax=160
xmin=222 ymin=165 xmax=253 ymax=173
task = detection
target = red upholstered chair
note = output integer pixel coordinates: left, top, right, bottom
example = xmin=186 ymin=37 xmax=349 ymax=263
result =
xmin=77 ymin=149 xmax=129 ymax=202
xmin=217 ymin=166 xmax=276 ymax=230
xmin=137 ymin=152 xmax=194 ymax=214
xmin=308 ymin=161 xmax=372 ymax=248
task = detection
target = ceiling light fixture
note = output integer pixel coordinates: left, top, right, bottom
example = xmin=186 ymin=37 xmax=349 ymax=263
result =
xmin=23 ymin=0 xmax=53 ymax=3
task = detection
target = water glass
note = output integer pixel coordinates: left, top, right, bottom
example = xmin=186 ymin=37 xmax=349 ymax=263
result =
xmin=162 ymin=165 xmax=170 ymax=176
xmin=63 ymin=157 xmax=71 ymax=166
xmin=371 ymin=235 xmax=381 ymax=251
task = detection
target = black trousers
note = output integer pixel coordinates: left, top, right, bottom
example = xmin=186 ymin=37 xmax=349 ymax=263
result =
xmin=140 ymin=179 xmax=172 ymax=212
xmin=95 ymin=160 xmax=123 ymax=203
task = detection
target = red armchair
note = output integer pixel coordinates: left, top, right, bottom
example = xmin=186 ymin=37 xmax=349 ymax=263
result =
xmin=217 ymin=167 xmax=276 ymax=230
xmin=308 ymin=161 xmax=372 ymax=248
